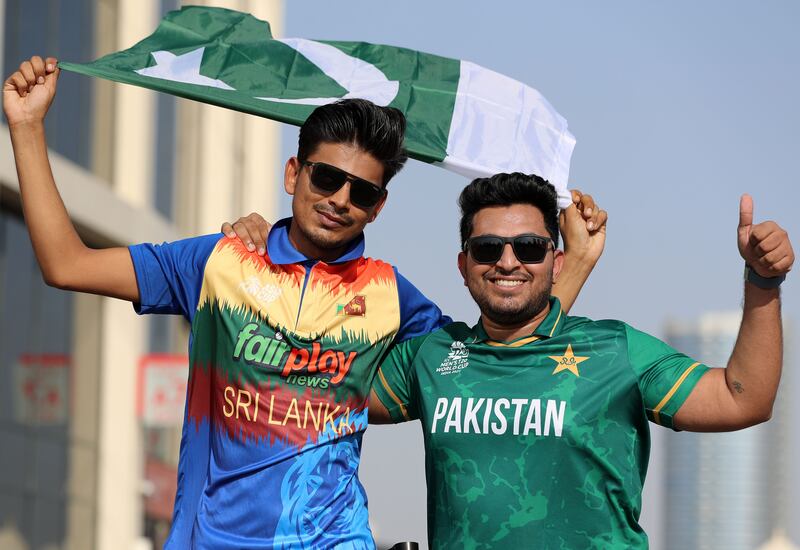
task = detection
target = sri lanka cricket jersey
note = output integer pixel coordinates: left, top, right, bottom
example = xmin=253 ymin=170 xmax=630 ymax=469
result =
xmin=374 ymin=298 xmax=709 ymax=549
xmin=129 ymin=218 xmax=447 ymax=549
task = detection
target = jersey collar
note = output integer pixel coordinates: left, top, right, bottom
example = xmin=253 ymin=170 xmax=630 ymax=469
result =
xmin=266 ymin=217 xmax=366 ymax=265
xmin=472 ymin=297 xmax=565 ymax=345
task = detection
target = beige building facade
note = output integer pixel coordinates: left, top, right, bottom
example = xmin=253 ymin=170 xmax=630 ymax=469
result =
xmin=0 ymin=1 xmax=283 ymax=548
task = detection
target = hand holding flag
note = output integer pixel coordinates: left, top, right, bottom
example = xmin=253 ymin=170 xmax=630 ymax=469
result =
xmin=3 ymin=56 xmax=59 ymax=128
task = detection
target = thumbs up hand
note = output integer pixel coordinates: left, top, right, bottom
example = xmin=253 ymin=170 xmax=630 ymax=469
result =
xmin=738 ymin=194 xmax=794 ymax=278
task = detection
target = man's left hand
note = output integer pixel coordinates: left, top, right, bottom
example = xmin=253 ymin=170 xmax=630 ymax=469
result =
xmin=737 ymin=194 xmax=794 ymax=278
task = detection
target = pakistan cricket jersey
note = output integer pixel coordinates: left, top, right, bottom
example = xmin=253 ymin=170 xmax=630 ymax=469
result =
xmin=129 ymin=218 xmax=446 ymax=549
xmin=374 ymin=298 xmax=709 ymax=549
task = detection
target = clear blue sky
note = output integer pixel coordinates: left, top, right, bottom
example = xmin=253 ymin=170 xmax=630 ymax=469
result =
xmin=277 ymin=2 xmax=800 ymax=546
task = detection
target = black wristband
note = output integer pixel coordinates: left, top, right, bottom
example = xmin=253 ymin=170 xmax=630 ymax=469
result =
xmin=744 ymin=264 xmax=785 ymax=289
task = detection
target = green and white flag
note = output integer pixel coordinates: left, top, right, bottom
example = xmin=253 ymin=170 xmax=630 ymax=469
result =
xmin=60 ymin=6 xmax=575 ymax=205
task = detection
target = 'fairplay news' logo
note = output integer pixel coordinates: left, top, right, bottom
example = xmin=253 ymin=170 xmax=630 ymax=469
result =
xmin=234 ymin=323 xmax=356 ymax=386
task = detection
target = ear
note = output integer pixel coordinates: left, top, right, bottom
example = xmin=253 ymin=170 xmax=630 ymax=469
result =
xmin=284 ymin=157 xmax=301 ymax=195
xmin=457 ymin=251 xmax=468 ymax=286
xmin=367 ymin=189 xmax=389 ymax=223
xmin=551 ymin=249 xmax=565 ymax=282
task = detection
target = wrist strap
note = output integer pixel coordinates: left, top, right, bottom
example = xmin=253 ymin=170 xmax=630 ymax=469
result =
xmin=744 ymin=264 xmax=785 ymax=289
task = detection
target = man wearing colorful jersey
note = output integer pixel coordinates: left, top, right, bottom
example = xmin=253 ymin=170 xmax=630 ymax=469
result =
xmin=370 ymin=173 xmax=793 ymax=548
xmin=5 ymin=58 xmax=605 ymax=548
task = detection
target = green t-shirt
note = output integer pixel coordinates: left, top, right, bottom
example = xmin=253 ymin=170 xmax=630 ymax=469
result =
xmin=374 ymin=298 xmax=709 ymax=549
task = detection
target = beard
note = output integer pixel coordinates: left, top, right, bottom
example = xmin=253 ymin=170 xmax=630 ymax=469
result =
xmin=293 ymin=205 xmax=357 ymax=250
xmin=468 ymin=276 xmax=552 ymax=327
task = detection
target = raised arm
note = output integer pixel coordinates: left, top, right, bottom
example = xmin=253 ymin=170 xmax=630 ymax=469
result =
xmin=674 ymin=195 xmax=793 ymax=431
xmin=552 ymin=190 xmax=607 ymax=313
xmin=4 ymin=56 xmax=139 ymax=301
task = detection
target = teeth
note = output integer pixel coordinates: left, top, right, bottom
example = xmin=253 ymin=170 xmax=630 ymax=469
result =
xmin=494 ymin=280 xmax=523 ymax=287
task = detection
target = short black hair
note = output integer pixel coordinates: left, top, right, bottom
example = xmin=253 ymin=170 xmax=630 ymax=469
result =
xmin=297 ymin=99 xmax=408 ymax=186
xmin=458 ymin=172 xmax=560 ymax=248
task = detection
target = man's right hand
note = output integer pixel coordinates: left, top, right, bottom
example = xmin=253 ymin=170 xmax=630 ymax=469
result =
xmin=222 ymin=213 xmax=273 ymax=256
xmin=3 ymin=56 xmax=59 ymax=127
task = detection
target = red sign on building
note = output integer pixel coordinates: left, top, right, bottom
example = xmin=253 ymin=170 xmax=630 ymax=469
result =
xmin=13 ymin=354 xmax=70 ymax=425
xmin=138 ymin=354 xmax=189 ymax=427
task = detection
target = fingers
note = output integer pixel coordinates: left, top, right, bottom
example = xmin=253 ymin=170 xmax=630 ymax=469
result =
xmin=231 ymin=215 xmax=263 ymax=254
xmin=256 ymin=219 xmax=271 ymax=255
xmin=4 ymin=56 xmax=57 ymax=96
xmin=234 ymin=220 xmax=257 ymax=252
xmin=30 ymin=57 xmax=46 ymax=84
xmin=19 ymin=61 xmax=36 ymax=91
xmin=4 ymin=71 xmax=29 ymax=95
xmin=739 ymin=194 xmax=753 ymax=229
xmin=569 ymin=189 xmax=595 ymax=217
xmin=590 ymin=209 xmax=608 ymax=233
xmin=578 ymin=193 xmax=595 ymax=219
xmin=569 ymin=189 xmax=607 ymax=232
xmin=749 ymin=221 xmax=794 ymax=275
xmin=223 ymin=213 xmax=273 ymax=256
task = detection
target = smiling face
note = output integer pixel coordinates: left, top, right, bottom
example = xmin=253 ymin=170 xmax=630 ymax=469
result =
xmin=284 ymin=142 xmax=388 ymax=262
xmin=458 ymin=203 xmax=564 ymax=327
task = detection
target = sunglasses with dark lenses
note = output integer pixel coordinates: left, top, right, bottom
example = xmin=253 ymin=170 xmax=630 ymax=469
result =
xmin=464 ymin=234 xmax=554 ymax=264
xmin=302 ymin=161 xmax=386 ymax=209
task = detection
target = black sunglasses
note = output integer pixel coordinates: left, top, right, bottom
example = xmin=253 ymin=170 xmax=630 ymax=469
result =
xmin=464 ymin=234 xmax=554 ymax=264
xmin=301 ymin=161 xmax=386 ymax=209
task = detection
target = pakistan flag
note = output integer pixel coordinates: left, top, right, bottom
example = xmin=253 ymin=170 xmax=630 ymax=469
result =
xmin=60 ymin=6 xmax=575 ymax=204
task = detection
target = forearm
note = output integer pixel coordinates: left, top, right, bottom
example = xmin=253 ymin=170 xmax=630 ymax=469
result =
xmin=725 ymin=283 xmax=782 ymax=422
xmin=552 ymin=254 xmax=595 ymax=313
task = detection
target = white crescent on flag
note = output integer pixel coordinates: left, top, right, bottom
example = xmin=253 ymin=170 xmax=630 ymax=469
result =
xmin=259 ymin=38 xmax=400 ymax=107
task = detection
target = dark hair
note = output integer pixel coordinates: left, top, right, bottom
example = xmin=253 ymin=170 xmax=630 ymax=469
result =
xmin=458 ymin=172 xmax=560 ymax=248
xmin=297 ymin=99 xmax=408 ymax=186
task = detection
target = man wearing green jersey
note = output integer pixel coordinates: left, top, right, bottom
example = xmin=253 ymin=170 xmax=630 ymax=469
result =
xmin=370 ymin=173 xmax=793 ymax=548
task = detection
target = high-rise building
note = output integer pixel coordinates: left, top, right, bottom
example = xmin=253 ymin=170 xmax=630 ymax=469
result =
xmin=662 ymin=312 xmax=797 ymax=550
xmin=0 ymin=1 xmax=282 ymax=548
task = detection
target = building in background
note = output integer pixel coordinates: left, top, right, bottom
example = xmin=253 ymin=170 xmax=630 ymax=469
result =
xmin=0 ymin=1 xmax=282 ymax=548
xmin=663 ymin=312 xmax=797 ymax=550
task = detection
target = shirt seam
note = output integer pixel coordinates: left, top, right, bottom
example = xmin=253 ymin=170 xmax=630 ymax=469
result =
xmin=377 ymin=368 xmax=410 ymax=421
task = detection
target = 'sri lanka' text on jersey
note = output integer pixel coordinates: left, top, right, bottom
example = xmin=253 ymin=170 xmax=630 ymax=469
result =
xmin=375 ymin=298 xmax=709 ymax=549
xmin=129 ymin=218 xmax=446 ymax=550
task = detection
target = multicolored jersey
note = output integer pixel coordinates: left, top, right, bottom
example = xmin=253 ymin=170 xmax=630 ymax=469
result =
xmin=129 ymin=218 xmax=447 ymax=549
xmin=374 ymin=298 xmax=709 ymax=549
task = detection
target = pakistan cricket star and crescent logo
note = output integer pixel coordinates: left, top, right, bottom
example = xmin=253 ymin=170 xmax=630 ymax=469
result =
xmin=549 ymin=344 xmax=589 ymax=377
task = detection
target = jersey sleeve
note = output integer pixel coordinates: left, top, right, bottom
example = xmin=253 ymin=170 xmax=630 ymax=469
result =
xmin=394 ymin=268 xmax=452 ymax=342
xmin=373 ymin=334 xmax=429 ymax=423
xmin=128 ymin=233 xmax=222 ymax=322
xmin=625 ymin=324 xmax=710 ymax=430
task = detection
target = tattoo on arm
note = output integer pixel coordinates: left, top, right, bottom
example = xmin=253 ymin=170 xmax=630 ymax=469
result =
xmin=732 ymin=380 xmax=744 ymax=394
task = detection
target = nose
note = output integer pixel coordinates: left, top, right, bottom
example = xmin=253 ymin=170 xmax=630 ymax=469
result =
xmin=495 ymin=243 xmax=520 ymax=271
xmin=327 ymin=181 xmax=352 ymax=210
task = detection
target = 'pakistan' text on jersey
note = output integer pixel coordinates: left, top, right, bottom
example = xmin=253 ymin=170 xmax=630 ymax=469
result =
xmin=374 ymin=298 xmax=709 ymax=549
xmin=130 ymin=218 xmax=446 ymax=549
